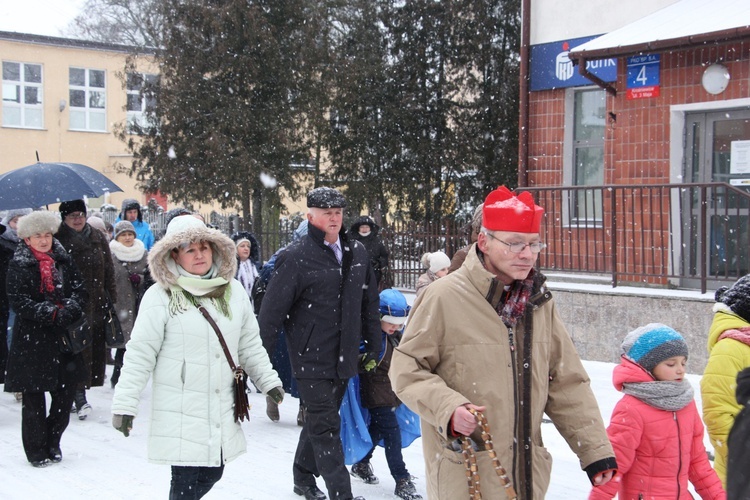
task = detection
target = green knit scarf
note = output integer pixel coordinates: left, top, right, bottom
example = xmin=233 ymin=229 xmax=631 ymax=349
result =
xmin=167 ymin=262 xmax=232 ymax=318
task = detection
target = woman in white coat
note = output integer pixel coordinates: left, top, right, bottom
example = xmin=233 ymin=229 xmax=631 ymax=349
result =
xmin=111 ymin=215 xmax=283 ymax=499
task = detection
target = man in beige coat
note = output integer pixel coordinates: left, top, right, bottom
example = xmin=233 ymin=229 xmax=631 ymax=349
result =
xmin=390 ymin=186 xmax=617 ymax=499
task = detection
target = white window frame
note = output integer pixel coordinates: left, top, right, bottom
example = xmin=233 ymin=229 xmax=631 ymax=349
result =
xmin=562 ymin=86 xmax=606 ymax=227
xmin=69 ymin=67 xmax=107 ymax=132
xmin=2 ymin=60 xmax=44 ymax=129
xmin=126 ymin=72 xmax=158 ymax=134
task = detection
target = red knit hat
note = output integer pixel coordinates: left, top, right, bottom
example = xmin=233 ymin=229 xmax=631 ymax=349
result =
xmin=482 ymin=186 xmax=544 ymax=233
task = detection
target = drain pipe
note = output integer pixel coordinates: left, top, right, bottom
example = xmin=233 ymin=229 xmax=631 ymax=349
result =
xmin=575 ymin=57 xmax=617 ymax=96
xmin=518 ymin=0 xmax=531 ymax=188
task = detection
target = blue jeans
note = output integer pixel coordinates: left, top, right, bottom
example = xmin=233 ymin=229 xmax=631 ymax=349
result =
xmin=169 ymin=464 xmax=224 ymax=499
xmin=360 ymin=406 xmax=409 ymax=481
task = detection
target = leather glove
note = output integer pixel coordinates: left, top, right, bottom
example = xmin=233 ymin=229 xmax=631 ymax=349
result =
xmin=61 ymin=298 xmax=82 ymax=319
xmin=112 ymin=414 xmax=134 ymax=437
xmin=359 ymin=352 xmax=378 ymax=372
xmin=129 ymin=273 xmax=142 ymax=285
xmin=54 ymin=307 xmax=75 ymax=327
xmin=267 ymin=387 xmax=285 ymax=404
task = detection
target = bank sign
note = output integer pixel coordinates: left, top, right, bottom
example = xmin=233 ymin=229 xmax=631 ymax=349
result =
xmin=530 ymin=35 xmax=617 ymax=91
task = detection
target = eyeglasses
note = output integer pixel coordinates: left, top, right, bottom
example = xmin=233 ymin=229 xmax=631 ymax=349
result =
xmin=484 ymin=232 xmax=547 ymax=254
xmin=66 ymin=212 xmax=86 ymax=220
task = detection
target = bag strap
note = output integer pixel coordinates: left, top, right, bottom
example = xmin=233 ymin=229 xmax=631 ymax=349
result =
xmin=197 ymin=305 xmax=238 ymax=372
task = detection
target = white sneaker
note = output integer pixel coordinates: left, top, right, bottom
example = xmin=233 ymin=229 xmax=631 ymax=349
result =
xmin=77 ymin=403 xmax=92 ymax=420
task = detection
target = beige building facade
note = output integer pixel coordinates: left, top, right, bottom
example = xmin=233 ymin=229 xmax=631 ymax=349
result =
xmin=0 ymin=31 xmax=164 ymax=211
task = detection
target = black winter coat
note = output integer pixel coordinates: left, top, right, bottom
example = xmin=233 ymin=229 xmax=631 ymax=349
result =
xmin=56 ymin=223 xmax=116 ymax=314
xmin=4 ymin=240 xmax=88 ymax=392
xmin=258 ymin=223 xmax=381 ymax=380
xmin=359 ymin=332 xmax=402 ymax=408
xmin=349 ymin=217 xmax=389 ymax=283
xmin=0 ymin=235 xmax=18 ymax=382
xmin=0 ymin=235 xmax=19 ymax=321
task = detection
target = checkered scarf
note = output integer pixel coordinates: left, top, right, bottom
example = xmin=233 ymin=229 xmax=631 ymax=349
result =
xmin=497 ymin=269 xmax=536 ymax=327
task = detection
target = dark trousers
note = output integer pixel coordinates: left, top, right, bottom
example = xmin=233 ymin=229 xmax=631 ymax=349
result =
xmin=77 ymin=310 xmax=106 ymax=389
xmin=294 ymin=378 xmax=351 ymax=499
xmin=169 ymin=464 xmax=224 ymax=499
xmin=359 ymin=406 xmax=409 ymax=481
xmin=21 ymin=384 xmax=77 ymax=463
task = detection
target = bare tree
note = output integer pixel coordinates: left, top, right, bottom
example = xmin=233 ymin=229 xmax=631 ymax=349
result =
xmin=64 ymin=0 xmax=164 ymax=47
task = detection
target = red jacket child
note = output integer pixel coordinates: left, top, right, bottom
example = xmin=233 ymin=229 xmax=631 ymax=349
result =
xmin=590 ymin=324 xmax=725 ymax=500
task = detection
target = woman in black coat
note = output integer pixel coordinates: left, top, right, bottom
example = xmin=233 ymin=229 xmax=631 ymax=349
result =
xmin=348 ymin=216 xmax=389 ymax=287
xmin=3 ymin=211 xmax=88 ymax=467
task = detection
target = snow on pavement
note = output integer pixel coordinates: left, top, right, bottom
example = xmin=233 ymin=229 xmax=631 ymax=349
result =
xmin=0 ymin=360 xmax=709 ymax=498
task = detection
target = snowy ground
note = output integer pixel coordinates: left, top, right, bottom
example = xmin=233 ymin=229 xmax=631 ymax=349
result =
xmin=0 ymin=360 xmax=710 ymax=499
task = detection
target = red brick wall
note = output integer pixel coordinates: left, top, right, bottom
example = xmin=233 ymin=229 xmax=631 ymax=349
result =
xmin=526 ymin=40 xmax=750 ymax=283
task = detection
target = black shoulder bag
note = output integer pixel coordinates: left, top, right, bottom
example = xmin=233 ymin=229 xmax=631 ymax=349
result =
xmin=104 ymin=290 xmax=125 ymax=348
xmin=197 ymin=305 xmax=251 ymax=423
xmin=59 ymin=312 xmax=91 ymax=354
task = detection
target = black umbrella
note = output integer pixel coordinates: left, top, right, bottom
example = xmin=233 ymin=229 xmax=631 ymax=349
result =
xmin=0 ymin=162 xmax=123 ymax=211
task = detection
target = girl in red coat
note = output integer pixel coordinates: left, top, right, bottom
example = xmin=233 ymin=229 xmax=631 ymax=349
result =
xmin=590 ymin=323 xmax=725 ymax=500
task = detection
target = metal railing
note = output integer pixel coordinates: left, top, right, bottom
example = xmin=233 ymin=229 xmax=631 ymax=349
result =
xmin=99 ymin=182 xmax=748 ymax=293
xmin=523 ymin=183 xmax=750 ymax=293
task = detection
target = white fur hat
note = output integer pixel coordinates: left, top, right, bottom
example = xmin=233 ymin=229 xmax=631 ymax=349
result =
xmin=166 ymin=213 xmax=205 ymax=235
xmin=16 ymin=211 xmax=61 ymax=239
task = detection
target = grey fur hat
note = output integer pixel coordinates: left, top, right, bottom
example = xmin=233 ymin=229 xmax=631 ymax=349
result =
xmin=1 ymin=208 xmax=33 ymax=226
xmin=16 ymin=211 xmax=61 ymax=239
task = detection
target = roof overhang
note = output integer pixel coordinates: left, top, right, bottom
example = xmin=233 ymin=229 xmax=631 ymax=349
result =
xmin=567 ymin=0 xmax=750 ymax=95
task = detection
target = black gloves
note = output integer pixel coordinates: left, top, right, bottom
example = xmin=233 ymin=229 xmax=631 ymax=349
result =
xmin=359 ymin=352 xmax=378 ymax=372
xmin=112 ymin=414 xmax=134 ymax=437
xmin=54 ymin=300 xmax=82 ymax=327
xmin=267 ymin=387 xmax=285 ymax=404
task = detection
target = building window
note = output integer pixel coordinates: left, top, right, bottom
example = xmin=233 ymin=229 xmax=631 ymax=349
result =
xmin=2 ymin=61 xmax=43 ymax=128
xmin=569 ymin=88 xmax=605 ymax=222
xmin=69 ymin=67 xmax=106 ymax=131
xmin=126 ymin=72 xmax=158 ymax=133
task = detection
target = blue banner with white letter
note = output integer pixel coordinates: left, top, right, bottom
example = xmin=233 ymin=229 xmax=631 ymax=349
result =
xmin=530 ymin=35 xmax=617 ymax=91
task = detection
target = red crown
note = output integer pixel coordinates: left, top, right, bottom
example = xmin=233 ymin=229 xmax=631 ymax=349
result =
xmin=482 ymin=186 xmax=544 ymax=233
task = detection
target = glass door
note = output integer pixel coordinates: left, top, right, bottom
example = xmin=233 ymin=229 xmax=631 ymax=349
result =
xmin=684 ymin=109 xmax=750 ymax=285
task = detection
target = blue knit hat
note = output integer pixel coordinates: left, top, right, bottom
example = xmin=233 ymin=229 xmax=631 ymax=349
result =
xmin=621 ymin=323 xmax=689 ymax=372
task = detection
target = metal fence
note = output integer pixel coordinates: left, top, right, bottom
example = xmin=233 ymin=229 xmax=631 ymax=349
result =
xmin=98 ymin=209 xmax=241 ymax=240
xmin=251 ymin=218 xmax=469 ymax=290
xmin=524 ymin=182 xmax=750 ymax=292
xmin=94 ymin=182 xmax=749 ymax=293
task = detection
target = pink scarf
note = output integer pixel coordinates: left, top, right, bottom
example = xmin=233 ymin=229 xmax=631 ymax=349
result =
xmin=719 ymin=326 xmax=750 ymax=346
